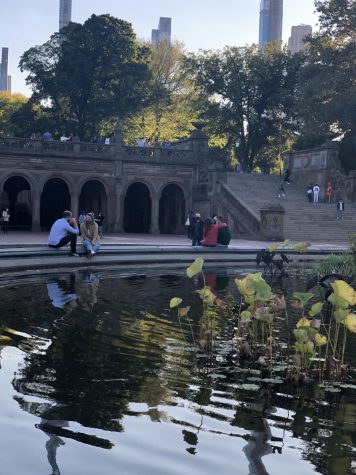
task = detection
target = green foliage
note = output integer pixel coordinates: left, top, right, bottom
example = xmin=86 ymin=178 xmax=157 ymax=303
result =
xmin=308 ymin=254 xmax=354 ymax=279
xmin=296 ymin=0 xmax=356 ymax=169
xmin=19 ymin=14 xmax=153 ymax=140
xmin=186 ymin=257 xmax=204 ymax=278
xmin=0 ymin=92 xmax=28 ymax=136
xmin=188 ymin=44 xmax=304 ymax=169
xmin=121 ymin=40 xmax=200 ymax=145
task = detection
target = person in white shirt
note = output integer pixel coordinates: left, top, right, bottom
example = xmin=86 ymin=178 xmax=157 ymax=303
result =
xmin=313 ymin=184 xmax=320 ymax=203
xmin=48 ymin=210 xmax=80 ymax=256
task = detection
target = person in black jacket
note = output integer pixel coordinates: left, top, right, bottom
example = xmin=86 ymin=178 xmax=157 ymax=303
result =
xmin=336 ymin=199 xmax=345 ymax=219
xmin=191 ymin=213 xmax=203 ymax=246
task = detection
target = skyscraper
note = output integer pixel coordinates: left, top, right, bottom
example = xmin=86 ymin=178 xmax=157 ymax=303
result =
xmin=151 ymin=17 xmax=172 ymax=46
xmin=59 ymin=0 xmax=72 ymax=30
xmin=259 ymin=0 xmax=283 ymax=47
xmin=0 ymin=47 xmax=11 ymax=93
xmin=288 ymin=24 xmax=312 ymax=54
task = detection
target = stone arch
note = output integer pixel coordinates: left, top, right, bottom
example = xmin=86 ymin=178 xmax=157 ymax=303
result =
xmin=1 ymin=175 xmax=32 ymax=229
xmin=124 ymin=182 xmax=151 ymax=233
xmin=79 ymin=180 xmax=108 ymax=219
xmin=38 ymin=175 xmax=73 ymax=195
xmin=159 ymin=183 xmax=186 ymax=234
xmin=40 ymin=178 xmax=71 ymax=230
xmin=123 ymin=178 xmax=156 ymax=200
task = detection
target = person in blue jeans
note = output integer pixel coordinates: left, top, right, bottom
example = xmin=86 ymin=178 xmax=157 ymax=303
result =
xmin=80 ymin=212 xmax=101 ymax=257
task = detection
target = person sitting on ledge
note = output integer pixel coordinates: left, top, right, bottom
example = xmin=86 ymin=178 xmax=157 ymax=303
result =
xmin=201 ymin=218 xmax=227 ymax=247
xmin=216 ymin=216 xmax=231 ymax=247
xmin=80 ymin=212 xmax=101 ymax=257
xmin=48 ymin=210 xmax=79 ymax=257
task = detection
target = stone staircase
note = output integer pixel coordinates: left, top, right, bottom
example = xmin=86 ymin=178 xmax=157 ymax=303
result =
xmin=222 ymin=173 xmax=356 ymax=241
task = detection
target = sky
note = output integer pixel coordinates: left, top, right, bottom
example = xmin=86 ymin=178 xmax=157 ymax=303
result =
xmin=0 ymin=0 xmax=319 ymax=96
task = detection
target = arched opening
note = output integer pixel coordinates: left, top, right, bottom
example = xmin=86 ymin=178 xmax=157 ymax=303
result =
xmin=1 ymin=176 xmax=32 ymax=229
xmin=79 ymin=180 xmax=107 ymax=218
xmin=41 ymin=179 xmax=70 ymax=230
xmin=124 ymin=183 xmax=151 ymax=233
xmin=159 ymin=184 xmax=185 ymax=234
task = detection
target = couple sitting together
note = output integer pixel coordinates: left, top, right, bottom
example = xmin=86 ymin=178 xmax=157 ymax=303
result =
xmin=192 ymin=215 xmax=231 ymax=247
xmin=48 ymin=210 xmax=100 ymax=257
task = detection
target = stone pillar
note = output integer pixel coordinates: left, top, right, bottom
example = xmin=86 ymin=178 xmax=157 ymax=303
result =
xmin=150 ymin=196 xmax=160 ymax=234
xmin=71 ymin=192 xmax=79 ymax=221
xmin=31 ymin=189 xmax=41 ymax=231
xmin=260 ymin=202 xmax=285 ymax=241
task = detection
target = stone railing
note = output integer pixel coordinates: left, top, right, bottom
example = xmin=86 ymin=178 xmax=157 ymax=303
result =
xmin=124 ymin=146 xmax=195 ymax=162
xmin=0 ymin=136 xmax=115 ymax=156
xmin=217 ymin=183 xmax=261 ymax=238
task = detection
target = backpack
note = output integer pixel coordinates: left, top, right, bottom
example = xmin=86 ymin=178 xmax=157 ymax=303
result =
xmin=217 ymin=226 xmax=231 ymax=246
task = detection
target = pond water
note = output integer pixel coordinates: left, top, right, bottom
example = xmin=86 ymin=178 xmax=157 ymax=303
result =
xmin=0 ymin=267 xmax=355 ymax=475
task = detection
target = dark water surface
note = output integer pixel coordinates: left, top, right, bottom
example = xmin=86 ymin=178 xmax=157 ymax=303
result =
xmin=0 ymin=267 xmax=355 ymax=475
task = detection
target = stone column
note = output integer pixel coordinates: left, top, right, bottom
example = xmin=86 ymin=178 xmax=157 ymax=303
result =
xmin=71 ymin=192 xmax=79 ymax=221
xmin=260 ymin=202 xmax=285 ymax=241
xmin=31 ymin=189 xmax=41 ymax=231
xmin=150 ymin=196 xmax=160 ymax=234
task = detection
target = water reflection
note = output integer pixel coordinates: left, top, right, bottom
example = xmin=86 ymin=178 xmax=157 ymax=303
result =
xmin=0 ymin=269 xmax=355 ymax=475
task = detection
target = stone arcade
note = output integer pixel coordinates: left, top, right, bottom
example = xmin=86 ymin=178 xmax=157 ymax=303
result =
xmin=0 ymin=125 xmax=225 ymax=233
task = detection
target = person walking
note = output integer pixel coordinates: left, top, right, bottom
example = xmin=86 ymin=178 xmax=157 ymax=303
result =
xmin=284 ymin=168 xmax=291 ymax=184
xmin=325 ymin=182 xmax=333 ymax=203
xmin=307 ymin=184 xmax=313 ymax=203
xmin=336 ymin=199 xmax=345 ymax=219
xmin=48 ymin=210 xmax=79 ymax=256
xmin=313 ymin=184 xmax=320 ymax=203
xmin=80 ymin=212 xmax=101 ymax=257
xmin=191 ymin=213 xmax=203 ymax=246
xmin=1 ymin=208 xmax=10 ymax=234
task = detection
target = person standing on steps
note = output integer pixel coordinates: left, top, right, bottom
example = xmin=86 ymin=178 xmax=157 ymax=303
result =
xmin=307 ymin=184 xmax=313 ymax=203
xmin=278 ymin=181 xmax=285 ymax=198
xmin=1 ymin=208 xmax=10 ymax=234
xmin=313 ymin=183 xmax=320 ymax=203
xmin=336 ymin=198 xmax=345 ymax=219
xmin=191 ymin=213 xmax=203 ymax=246
xmin=48 ymin=210 xmax=79 ymax=257
xmin=284 ymin=168 xmax=291 ymax=184
xmin=325 ymin=182 xmax=333 ymax=203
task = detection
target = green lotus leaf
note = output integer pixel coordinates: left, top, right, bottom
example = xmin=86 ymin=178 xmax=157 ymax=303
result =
xmin=169 ymin=297 xmax=182 ymax=308
xmin=186 ymin=257 xmax=204 ymax=278
xmin=292 ymin=292 xmax=314 ymax=306
xmin=309 ymin=302 xmax=323 ymax=317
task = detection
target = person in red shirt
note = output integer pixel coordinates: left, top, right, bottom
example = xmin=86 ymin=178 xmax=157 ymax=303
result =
xmin=201 ymin=218 xmax=227 ymax=247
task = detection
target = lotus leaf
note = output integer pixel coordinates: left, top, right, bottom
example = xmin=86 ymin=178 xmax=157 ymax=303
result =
xmin=309 ymin=302 xmax=323 ymax=317
xmin=170 ymin=297 xmax=182 ymax=308
xmin=178 ymin=306 xmax=190 ymax=317
xmin=281 ymin=239 xmax=290 ymax=249
xmin=239 ymin=383 xmax=260 ymax=391
xmin=196 ymin=286 xmax=216 ymax=305
xmin=293 ymin=242 xmax=310 ymax=253
xmin=240 ymin=310 xmax=252 ymax=322
xmin=262 ymin=377 xmax=284 ymax=384
xmin=341 ymin=313 xmax=356 ymax=333
xmin=328 ymin=292 xmax=349 ymax=309
xmin=186 ymin=257 xmax=204 ymax=278
xmin=293 ymin=292 xmax=314 ymax=306
xmin=314 ymin=333 xmax=327 ymax=346
xmin=293 ymin=329 xmax=308 ymax=342
xmin=270 ymin=295 xmax=286 ymax=311
xmin=254 ymin=307 xmax=273 ymax=323
xmin=333 ymin=308 xmax=349 ymax=322
xmin=331 ymin=280 xmax=356 ymax=306
xmin=269 ymin=243 xmax=278 ymax=252
xmin=253 ymin=280 xmax=274 ymax=301
xmin=296 ymin=317 xmax=311 ymax=328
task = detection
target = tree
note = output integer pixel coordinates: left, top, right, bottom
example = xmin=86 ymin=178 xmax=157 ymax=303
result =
xmin=19 ymin=14 xmax=153 ymax=140
xmin=296 ymin=0 xmax=356 ymax=168
xmin=0 ymin=92 xmax=28 ymax=136
xmin=121 ymin=40 xmax=200 ymax=145
xmin=188 ymin=45 xmax=304 ymax=170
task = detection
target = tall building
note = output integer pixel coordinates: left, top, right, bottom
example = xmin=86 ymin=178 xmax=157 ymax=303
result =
xmin=259 ymin=0 xmax=283 ymax=47
xmin=59 ymin=0 xmax=72 ymax=30
xmin=288 ymin=24 xmax=312 ymax=54
xmin=0 ymin=47 xmax=11 ymax=93
xmin=151 ymin=17 xmax=172 ymax=46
